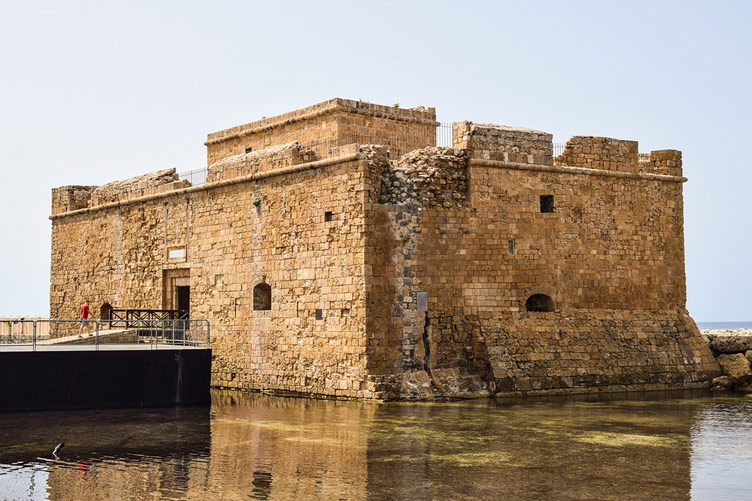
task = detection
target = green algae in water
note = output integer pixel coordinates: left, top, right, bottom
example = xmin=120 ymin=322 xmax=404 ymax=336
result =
xmin=574 ymin=431 xmax=681 ymax=448
xmin=374 ymin=451 xmax=512 ymax=467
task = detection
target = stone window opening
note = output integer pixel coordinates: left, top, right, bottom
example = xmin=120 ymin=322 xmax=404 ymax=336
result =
xmin=508 ymin=239 xmax=515 ymax=255
xmin=526 ymin=294 xmax=555 ymax=312
xmin=253 ymin=283 xmax=271 ymax=311
xmin=100 ymin=302 xmax=113 ymax=322
xmin=315 ymin=309 xmax=323 ymax=320
xmin=540 ymin=195 xmax=554 ymax=213
xmin=324 ymin=211 xmax=333 ymax=222
xmin=245 ymin=147 xmax=253 ymax=154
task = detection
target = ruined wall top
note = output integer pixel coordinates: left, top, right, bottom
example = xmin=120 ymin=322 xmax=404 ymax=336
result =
xmin=50 ymin=169 xmax=190 ymax=216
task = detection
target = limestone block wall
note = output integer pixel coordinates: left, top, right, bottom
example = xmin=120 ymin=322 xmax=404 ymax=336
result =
xmin=453 ymin=121 xmax=554 ymax=165
xmin=50 ymin=152 xmax=374 ymax=398
xmin=205 ymin=98 xmax=437 ymax=165
xmin=207 ymin=141 xmax=313 ymax=182
xmin=555 ymin=135 xmax=639 ymax=172
xmin=639 ymin=149 xmax=683 ymax=177
xmin=89 ymin=169 xmax=189 ymax=206
xmin=51 ymin=185 xmax=97 ymax=216
xmin=364 ymin=144 xmax=719 ymax=398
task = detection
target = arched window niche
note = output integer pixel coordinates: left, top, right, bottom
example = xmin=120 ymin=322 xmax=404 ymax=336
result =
xmin=253 ymin=283 xmax=272 ymax=311
xmin=525 ymin=293 xmax=555 ymax=313
xmin=100 ymin=302 xmax=113 ymax=320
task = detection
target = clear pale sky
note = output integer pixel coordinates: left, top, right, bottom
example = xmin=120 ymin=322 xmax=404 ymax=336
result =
xmin=0 ymin=1 xmax=749 ymax=321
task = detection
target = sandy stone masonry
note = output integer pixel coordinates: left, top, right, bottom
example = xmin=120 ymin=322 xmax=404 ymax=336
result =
xmin=49 ymin=98 xmax=720 ymax=399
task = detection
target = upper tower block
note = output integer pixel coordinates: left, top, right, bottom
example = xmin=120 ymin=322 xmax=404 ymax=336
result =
xmin=204 ymin=98 xmax=438 ymax=165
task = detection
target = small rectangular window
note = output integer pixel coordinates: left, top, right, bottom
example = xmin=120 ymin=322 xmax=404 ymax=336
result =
xmin=540 ymin=195 xmax=554 ymax=213
xmin=508 ymin=239 xmax=515 ymax=254
xmin=245 ymin=147 xmax=253 ymax=154
xmin=315 ymin=309 xmax=323 ymax=320
xmin=324 ymin=211 xmax=333 ymax=222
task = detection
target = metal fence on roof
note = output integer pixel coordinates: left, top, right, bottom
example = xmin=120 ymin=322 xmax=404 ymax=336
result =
xmin=436 ymin=122 xmax=453 ymax=147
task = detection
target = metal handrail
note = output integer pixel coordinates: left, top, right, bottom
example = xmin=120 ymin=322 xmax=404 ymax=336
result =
xmin=0 ymin=318 xmax=210 ymax=352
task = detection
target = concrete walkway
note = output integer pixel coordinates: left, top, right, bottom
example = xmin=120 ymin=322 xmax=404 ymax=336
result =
xmin=0 ymin=343 xmax=206 ymax=352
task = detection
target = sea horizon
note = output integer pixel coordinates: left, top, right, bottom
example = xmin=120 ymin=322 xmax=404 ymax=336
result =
xmin=697 ymin=321 xmax=752 ymax=330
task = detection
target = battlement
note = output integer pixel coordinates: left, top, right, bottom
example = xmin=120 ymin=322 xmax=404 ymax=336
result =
xmin=453 ymin=121 xmax=554 ymax=165
xmin=452 ymin=121 xmax=682 ymax=177
xmin=50 ymin=101 xmax=686 ymax=218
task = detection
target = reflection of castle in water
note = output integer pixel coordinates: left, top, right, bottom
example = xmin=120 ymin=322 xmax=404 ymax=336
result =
xmin=3 ymin=391 xmax=750 ymax=499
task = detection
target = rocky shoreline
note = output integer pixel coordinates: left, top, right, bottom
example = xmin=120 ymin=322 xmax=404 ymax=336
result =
xmin=700 ymin=329 xmax=752 ymax=391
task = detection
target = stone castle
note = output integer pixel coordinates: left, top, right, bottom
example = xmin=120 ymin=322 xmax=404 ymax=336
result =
xmin=49 ymin=98 xmax=721 ymax=399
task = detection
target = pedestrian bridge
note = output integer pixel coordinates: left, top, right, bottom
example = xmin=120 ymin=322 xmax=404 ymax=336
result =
xmin=0 ymin=317 xmax=211 ymax=412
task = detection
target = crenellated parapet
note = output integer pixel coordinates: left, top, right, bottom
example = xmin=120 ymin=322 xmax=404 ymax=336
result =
xmin=453 ymin=121 xmax=553 ymax=165
xmin=554 ymin=136 xmax=682 ymax=176
xmin=555 ymin=136 xmax=639 ymax=172
xmin=49 ymin=98 xmax=709 ymax=400
xmin=639 ymin=149 xmax=683 ymax=177
xmin=51 ymin=185 xmax=98 ymax=216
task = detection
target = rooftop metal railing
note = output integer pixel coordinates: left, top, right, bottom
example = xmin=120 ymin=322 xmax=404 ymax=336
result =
xmin=0 ymin=318 xmax=210 ymax=352
xmin=436 ymin=122 xmax=452 ymax=147
xmin=178 ymin=167 xmax=208 ymax=186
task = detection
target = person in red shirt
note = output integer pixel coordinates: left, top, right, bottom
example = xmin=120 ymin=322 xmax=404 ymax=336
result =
xmin=78 ymin=300 xmax=91 ymax=336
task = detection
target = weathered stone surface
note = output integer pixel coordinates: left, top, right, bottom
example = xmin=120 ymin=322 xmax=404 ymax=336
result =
xmin=716 ymin=354 xmax=752 ymax=385
xmin=710 ymin=376 xmax=733 ymax=390
xmin=710 ymin=336 xmax=752 ymax=354
xmin=48 ymin=98 xmax=720 ymax=400
xmin=746 ymin=350 xmax=752 ymax=362
xmin=90 ymin=169 xmax=183 ymax=206
xmin=207 ymin=141 xmax=312 ymax=182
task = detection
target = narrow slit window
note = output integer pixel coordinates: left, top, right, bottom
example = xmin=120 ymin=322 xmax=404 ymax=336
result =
xmin=315 ymin=309 xmax=323 ymax=320
xmin=324 ymin=211 xmax=333 ymax=222
xmin=540 ymin=195 xmax=554 ymax=213
xmin=508 ymin=239 xmax=515 ymax=255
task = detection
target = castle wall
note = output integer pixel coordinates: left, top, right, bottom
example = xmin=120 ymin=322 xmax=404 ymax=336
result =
xmin=50 ymin=153 xmax=375 ymax=398
xmin=49 ymin=101 xmax=719 ymax=400
xmin=205 ymin=98 xmax=437 ymax=165
xmin=364 ymin=135 xmax=719 ymax=398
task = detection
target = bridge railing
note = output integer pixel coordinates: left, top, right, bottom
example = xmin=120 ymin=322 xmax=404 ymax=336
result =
xmin=108 ymin=308 xmax=189 ymax=328
xmin=0 ymin=318 xmax=210 ymax=351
